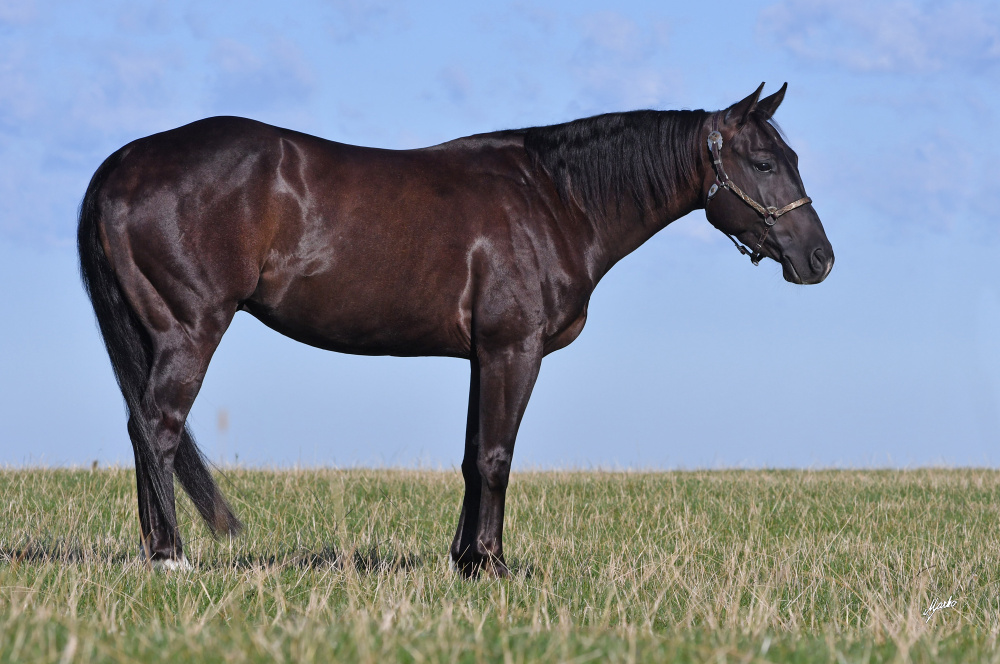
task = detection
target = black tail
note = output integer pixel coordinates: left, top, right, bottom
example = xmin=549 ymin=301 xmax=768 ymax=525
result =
xmin=77 ymin=150 xmax=242 ymax=538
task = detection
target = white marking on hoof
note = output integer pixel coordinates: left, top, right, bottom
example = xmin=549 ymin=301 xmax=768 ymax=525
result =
xmin=448 ymin=555 xmax=460 ymax=574
xmin=151 ymin=556 xmax=193 ymax=572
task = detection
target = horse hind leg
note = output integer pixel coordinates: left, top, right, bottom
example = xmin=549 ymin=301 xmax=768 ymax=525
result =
xmin=137 ymin=301 xmax=243 ymax=563
xmin=96 ymin=258 xmax=242 ymax=564
xmin=79 ymin=167 xmax=245 ymax=568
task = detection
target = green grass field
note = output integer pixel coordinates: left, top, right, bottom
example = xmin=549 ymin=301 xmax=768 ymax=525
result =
xmin=1 ymin=468 xmax=998 ymax=663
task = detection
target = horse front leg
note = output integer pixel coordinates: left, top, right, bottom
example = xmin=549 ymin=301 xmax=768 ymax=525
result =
xmin=468 ymin=341 xmax=542 ymax=578
xmin=450 ymin=360 xmax=482 ymax=574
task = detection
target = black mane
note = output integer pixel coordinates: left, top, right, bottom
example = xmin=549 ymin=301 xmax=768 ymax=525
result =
xmin=521 ymin=110 xmax=708 ymax=221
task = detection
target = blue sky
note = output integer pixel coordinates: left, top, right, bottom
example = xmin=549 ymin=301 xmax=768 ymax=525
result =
xmin=1 ymin=0 xmax=999 ymax=468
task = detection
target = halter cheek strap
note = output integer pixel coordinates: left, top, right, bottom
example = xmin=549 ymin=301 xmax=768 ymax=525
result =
xmin=705 ymin=127 xmax=812 ymax=266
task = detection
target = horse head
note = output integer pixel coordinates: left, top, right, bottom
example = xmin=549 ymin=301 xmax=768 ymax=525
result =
xmin=703 ymin=83 xmax=834 ymax=285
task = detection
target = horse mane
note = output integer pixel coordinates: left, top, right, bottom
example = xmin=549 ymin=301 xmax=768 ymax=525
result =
xmin=520 ymin=109 xmax=708 ymax=223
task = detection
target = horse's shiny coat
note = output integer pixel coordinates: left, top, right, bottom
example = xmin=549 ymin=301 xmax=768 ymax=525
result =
xmin=79 ymin=84 xmax=833 ymax=576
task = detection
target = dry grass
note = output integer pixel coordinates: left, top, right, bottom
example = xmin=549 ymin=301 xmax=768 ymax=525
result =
xmin=1 ymin=468 xmax=999 ymax=662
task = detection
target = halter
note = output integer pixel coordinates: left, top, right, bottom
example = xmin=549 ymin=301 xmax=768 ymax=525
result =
xmin=705 ymin=122 xmax=812 ymax=266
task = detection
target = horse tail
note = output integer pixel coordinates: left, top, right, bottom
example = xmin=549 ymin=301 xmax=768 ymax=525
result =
xmin=77 ymin=149 xmax=242 ymax=538
xmin=175 ymin=429 xmax=242 ymax=536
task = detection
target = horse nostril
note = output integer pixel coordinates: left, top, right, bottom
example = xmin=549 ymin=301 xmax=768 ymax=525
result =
xmin=810 ymin=247 xmax=827 ymax=274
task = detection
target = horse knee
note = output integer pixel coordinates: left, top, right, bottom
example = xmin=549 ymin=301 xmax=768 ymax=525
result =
xmin=477 ymin=450 xmax=511 ymax=491
xmin=461 ymin=453 xmax=480 ymax=482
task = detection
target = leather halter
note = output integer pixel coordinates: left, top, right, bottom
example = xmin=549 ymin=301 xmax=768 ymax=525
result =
xmin=705 ymin=123 xmax=812 ymax=266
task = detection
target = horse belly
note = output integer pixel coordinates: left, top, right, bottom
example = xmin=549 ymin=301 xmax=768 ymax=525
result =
xmin=245 ymin=258 xmax=473 ymax=358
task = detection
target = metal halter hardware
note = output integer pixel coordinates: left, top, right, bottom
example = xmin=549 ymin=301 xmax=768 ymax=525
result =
xmin=705 ymin=127 xmax=812 ymax=266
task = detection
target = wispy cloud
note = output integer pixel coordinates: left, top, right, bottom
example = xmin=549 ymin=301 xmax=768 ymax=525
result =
xmin=438 ymin=65 xmax=472 ymax=105
xmin=757 ymin=2 xmax=999 ymax=233
xmin=209 ymin=38 xmax=315 ymax=113
xmin=570 ymin=11 xmax=680 ymax=113
xmin=803 ymin=124 xmax=999 ymax=238
xmin=327 ymin=0 xmax=409 ymax=43
xmin=0 ymin=41 xmax=40 ymax=133
xmin=509 ymin=2 xmax=557 ymax=35
xmin=859 ymin=131 xmax=997 ymax=233
xmin=0 ymin=36 xmax=187 ymax=245
xmin=0 ymin=0 xmax=36 ymax=26
xmin=115 ymin=1 xmax=174 ymax=34
xmin=759 ymin=0 xmax=1000 ymax=74
xmin=0 ymin=7 xmax=322 ymax=246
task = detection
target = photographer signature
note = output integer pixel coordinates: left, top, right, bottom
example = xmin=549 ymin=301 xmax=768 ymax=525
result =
xmin=923 ymin=596 xmax=957 ymax=622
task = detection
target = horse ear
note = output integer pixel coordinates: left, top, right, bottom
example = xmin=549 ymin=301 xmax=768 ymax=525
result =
xmin=724 ymin=82 xmax=765 ymax=129
xmin=754 ymin=83 xmax=787 ymax=121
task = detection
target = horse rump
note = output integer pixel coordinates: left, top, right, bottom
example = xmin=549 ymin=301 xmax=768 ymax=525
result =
xmin=77 ymin=148 xmax=241 ymax=539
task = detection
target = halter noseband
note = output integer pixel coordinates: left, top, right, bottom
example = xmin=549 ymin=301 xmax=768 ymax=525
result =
xmin=705 ymin=123 xmax=812 ymax=266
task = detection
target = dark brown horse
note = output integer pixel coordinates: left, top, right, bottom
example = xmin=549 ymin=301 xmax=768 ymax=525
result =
xmin=78 ymin=83 xmax=833 ymax=576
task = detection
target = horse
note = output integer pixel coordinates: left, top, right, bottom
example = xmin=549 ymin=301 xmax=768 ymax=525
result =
xmin=78 ymin=83 xmax=833 ymax=576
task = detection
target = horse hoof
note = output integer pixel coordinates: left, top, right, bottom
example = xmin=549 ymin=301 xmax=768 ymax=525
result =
xmin=449 ymin=555 xmax=476 ymax=577
xmin=482 ymin=559 xmax=510 ymax=579
xmin=150 ymin=556 xmax=193 ymax=572
xmin=449 ymin=552 xmax=509 ymax=579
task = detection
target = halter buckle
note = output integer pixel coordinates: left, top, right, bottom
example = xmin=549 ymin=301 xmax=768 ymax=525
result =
xmin=707 ymin=131 xmax=723 ymax=152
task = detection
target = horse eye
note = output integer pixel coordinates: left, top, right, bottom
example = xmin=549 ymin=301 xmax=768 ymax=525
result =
xmin=754 ymin=161 xmax=772 ymax=173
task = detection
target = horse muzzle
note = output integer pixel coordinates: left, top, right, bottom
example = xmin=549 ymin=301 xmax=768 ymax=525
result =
xmin=782 ymin=246 xmax=834 ymax=285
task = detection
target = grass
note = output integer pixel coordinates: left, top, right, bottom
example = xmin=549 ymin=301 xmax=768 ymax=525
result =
xmin=1 ymin=467 xmax=999 ymax=663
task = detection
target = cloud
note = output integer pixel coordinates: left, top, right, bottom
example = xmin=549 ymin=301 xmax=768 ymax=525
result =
xmin=759 ymin=0 xmax=1000 ymax=74
xmin=509 ymin=3 xmax=557 ymax=35
xmin=438 ymin=65 xmax=472 ymax=105
xmin=0 ymin=2 xmax=333 ymax=247
xmin=570 ymin=11 xmax=680 ymax=113
xmin=115 ymin=0 xmax=173 ymax=34
xmin=327 ymin=0 xmax=409 ymax=43
xmin=870 ymin=131 xmax=998 ymax=232
xmin=0 ymin=41 xmax=41 ymax=133
xmin=0 ymin=148 xmax=84 ymax=248
xmin=209 ymin=38 xmax=315 ymax=113
xmin=808 ymin=127 xmax=1000 ymax=238
xmin=579 ymin=11 xmax=650 ymax=61
xmin=0 ymin=36 xmax=191 ymax=246
xmin=0 ymin=0 xmax=36 ymax=26
xmin=756 ymin=2 xmax=999 ymax=235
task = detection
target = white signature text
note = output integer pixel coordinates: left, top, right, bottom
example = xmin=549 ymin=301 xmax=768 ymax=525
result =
xmin=922 ymin=596 xmax=957 ymax=622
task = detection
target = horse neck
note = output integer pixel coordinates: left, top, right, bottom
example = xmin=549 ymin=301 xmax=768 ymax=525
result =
xmin=586 ymin=120 xmax=710 ymax=281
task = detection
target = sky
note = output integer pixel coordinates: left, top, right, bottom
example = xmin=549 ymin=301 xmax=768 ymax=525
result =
xmin=1 ymin=0 xmax=999 ymax=469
